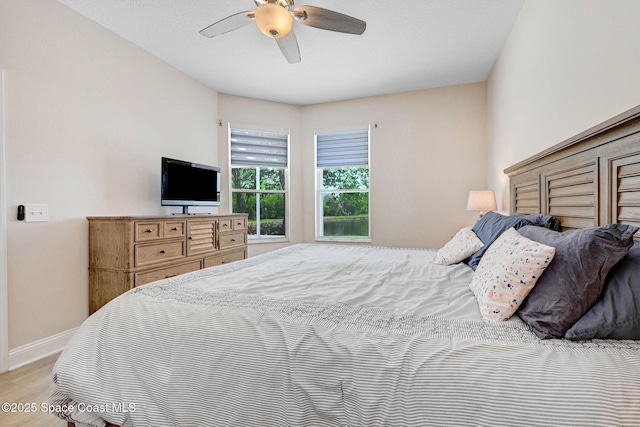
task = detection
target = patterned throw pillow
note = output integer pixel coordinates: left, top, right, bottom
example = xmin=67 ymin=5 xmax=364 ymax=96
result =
xmin=466 ymin=212 xmax=532 ymax=270
xmin=434 ymin=226 xmax=484 ymax=265
xmin=469 ymin=227 xmax=556 ymax=323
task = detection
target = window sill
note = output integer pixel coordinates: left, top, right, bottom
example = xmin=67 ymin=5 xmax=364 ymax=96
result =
xmin=248 ymin=237 xmax=290 ymax=245
xmin=315 ymin=237 xmax=371 ymax=244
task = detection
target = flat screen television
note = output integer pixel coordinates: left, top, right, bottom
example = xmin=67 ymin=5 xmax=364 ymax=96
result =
xmin=161 ymin=157 xmax=221 ymax=214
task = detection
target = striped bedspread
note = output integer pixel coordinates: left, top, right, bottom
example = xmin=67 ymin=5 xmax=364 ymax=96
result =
xmin=51 ymin=244 xmax=640 ymax=426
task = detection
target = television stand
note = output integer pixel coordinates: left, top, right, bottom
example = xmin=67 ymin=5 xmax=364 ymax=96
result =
xmin=172 ymin=212 xmax=208 ymax=216
xmin=181 ymin=206 xmax=198 ymax=215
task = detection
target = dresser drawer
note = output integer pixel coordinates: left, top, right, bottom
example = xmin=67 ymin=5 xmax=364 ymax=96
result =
xmin=219 ymin=231 xmax=246 ymax=249
xmin=164 ymin=220 xmax=186 ymax=238
xmin=218 ymin=219 xmax=233 ymax=232
xmin=135 ymin=241 xmax=185 ymax=266
xmin=135 ymin=260 xmax=201 ymax=286
xmin=233 ymin=217 xmax=247 ymax=230
xmin=204 ymin=249 xmax=246 ymax=268
xmin=135 ymin=221 xmax=162 ymax=241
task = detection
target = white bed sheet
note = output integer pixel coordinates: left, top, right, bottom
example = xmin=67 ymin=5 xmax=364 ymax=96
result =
xmin=51 ymin=244 xmax=640 ymax=426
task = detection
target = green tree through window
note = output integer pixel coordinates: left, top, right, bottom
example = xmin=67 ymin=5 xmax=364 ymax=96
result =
xmin=232 ymin=167 xmax=286 ymax=238
xmin=230 ymin=124 xmax=288 ymax=240
xmin=315 ymin=125 xmax=370 ymax=240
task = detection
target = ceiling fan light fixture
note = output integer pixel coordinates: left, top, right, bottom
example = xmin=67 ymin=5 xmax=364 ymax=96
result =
xmin=255 ymin=3 xmax=293 ymax=39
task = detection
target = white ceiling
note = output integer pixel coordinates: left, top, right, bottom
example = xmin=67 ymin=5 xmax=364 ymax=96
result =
xmin=56 ymin=0 xmax=524 ymax=105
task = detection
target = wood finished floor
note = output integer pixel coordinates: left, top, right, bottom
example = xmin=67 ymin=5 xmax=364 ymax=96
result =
xmin=0 ymin=353 xmax=67 ymax=426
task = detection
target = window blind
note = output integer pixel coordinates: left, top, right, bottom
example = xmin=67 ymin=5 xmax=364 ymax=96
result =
xmin=230 ymin=126 xmax=288 ymax=168
xmin=316 ymin=127 xmax=369 ymax=168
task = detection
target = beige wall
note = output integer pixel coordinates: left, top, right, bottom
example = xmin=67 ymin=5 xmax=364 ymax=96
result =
xmin=487 ymin=0 xmax=640 ymax=211
xmin=301 ymin=83 xmax=488 ymax=249
xmin=217 ymin=94 xmax=304 ymax=257
xmin=0 ymin=0 xmax=219 ymax=350
xmin=218 ymin=84 xmax=488 ymax=251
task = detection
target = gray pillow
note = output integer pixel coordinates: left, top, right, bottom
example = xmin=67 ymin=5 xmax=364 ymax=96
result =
xmin=515 ymin=213 xmax=561 ymax=232
xmin=466 ymin=212 xmax=532 ymax=270
xmin=517 ymin=224 xmax=638 ymax=339
xmin=565 ymin=241 xmax=640 ymax=340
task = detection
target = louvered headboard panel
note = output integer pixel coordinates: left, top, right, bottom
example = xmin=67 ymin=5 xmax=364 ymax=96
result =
xmin=513 ymin=178 xmax=540 ymax=214
xmin=545 ymin=162 xmax=598 ymax=229
xmin=505 ymin=105 xmax=640 ymax=231
xmin=612 ymin=153 xmax=640 ymax=232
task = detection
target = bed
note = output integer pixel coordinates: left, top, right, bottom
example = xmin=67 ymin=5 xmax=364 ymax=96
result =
xmin=51 ymin=106 xmax=640 ymax=427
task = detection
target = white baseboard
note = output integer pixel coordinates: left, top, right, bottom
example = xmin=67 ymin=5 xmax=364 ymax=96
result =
xmin=8 ymin=327 xmax=78 ymax=371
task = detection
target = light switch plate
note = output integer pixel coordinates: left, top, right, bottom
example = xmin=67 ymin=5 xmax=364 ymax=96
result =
xmin=24 ymin=204 xmax=49 ymax=222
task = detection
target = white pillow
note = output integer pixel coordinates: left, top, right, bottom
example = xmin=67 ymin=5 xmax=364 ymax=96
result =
xmin=434 ymin=226 xmax=484 ymax=265
xmin=469 ymin=227 xmax=556 ymax=323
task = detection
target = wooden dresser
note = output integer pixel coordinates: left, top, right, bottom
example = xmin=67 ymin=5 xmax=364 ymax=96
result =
xmin=88 ymin=214 xmax=248 ymax=314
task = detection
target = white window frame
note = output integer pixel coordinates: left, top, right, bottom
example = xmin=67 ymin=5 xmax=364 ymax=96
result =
xmin=314 ymin=125 xmax=371 ymax=243
xmin=229 ymin=123 xmax=290 ymax=243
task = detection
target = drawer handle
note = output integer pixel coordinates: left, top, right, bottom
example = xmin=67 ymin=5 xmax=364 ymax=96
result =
xmin=223 ymin=223 xmax=229 ymax=227
xmin=144 ymin=229 xmax=152 ymax=233
xmin=236 ymin=222 xmax=242 ymax=226
xmin=188 ymin=236 xmax=193 ymax=240
xmin=171 ymin=227 xmax=178 ymax=231
xmin=160 ymin=250 xmax=166 ymax=254
xmin=230 ymin=238 xmax=236 ymax=242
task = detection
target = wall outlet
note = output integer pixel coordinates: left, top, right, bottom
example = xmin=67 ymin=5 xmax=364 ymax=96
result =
xmin=24 ymin=204 xmax=49 ymax=222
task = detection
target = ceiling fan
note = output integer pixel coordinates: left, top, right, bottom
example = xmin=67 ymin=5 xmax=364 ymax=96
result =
xmin=199 ymin=0 xmax=366 ymax=64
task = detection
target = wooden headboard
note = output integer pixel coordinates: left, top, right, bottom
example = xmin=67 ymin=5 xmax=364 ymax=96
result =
xmin=505 ymin=105 xmax=640 ymax=231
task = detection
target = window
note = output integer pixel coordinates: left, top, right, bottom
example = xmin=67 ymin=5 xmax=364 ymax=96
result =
xmin=230 ymin=124 xmax=288 ymax=241
xmin=315 ymin=126 xmax=370 ymax=241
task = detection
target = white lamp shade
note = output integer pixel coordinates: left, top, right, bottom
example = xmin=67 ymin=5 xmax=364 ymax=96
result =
xmin=467 ymin=190 xmax=497 ymax=212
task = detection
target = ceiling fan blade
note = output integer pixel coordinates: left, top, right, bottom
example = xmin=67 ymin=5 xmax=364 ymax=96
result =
xmin=293 ymin=5 xmax=366 ymax=35
xmin=199 ymin=11 xmax=255 ymax=38
xmin=276 ymin=30 xmax=301 ymax=64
